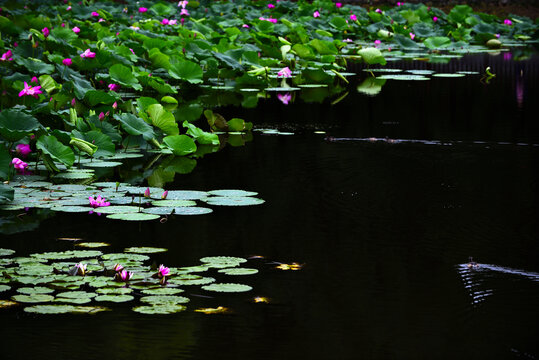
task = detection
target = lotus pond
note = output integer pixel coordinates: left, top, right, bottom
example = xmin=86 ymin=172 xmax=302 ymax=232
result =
xmin=0 ymin=0 xmax=538 ymax=359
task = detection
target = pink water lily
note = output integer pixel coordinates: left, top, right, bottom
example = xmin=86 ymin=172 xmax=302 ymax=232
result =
xmin=1 ymin=50 xmax=13 ymax=61
xmin=108 ymin=83 xmax=120 ymax=92
xmin=112 ymin=101 xmax=118 ymax=109
xmin=259 ymin=17 xmax=278 ymax=23
xmin=433 ymin=16 xmax=438 ymax=22
xmin=374 ymin=39 xmax=381 ymax=46
xmin=113 ymin=263 xmax=124 ymax=272
xmin=16 ymin=144 xmax=31 ymax=157
xmin=80 ymin=49 xmax=96 ymax=58
xmin=409 ymin=32 xmax=415 ymax=40
xmin=504 ymin=19 xmax=512 ymax=26
xmin=144 ymin=187 xmax=151 ymax=198
xmin=375 ymin=8 xmax=382 ymax=14
xmin=62 ymin=58 xmax=72 ymax=66
xmin=161 ymin=18 xmax=170 ymax=25
xmin=157 ymin=264 xmax=170 ymax=278
xmin=180 ymin=8 xmax=189 ymax=16
xmin=313 ymin=11 xmax=320 ymax=18
xmin=91 ymin=11 xmax=99 ymax=17
xmin=71 ymin=98 xmax=76 ymax=106
xmin=495 ymin=33 xmax=501 ymax=38
xmin=98 ymin=112 xmax=105 ymax=121
xmin=277 ymin=67 xmax=292 ymax=78
xmin=75 ymin=262 xmax=87 ymax=276
xmin=277 ymin=93 xmax=291 ymax=105
xmin=169 ymin=19 xmax=178 ymax=25
xmin=178 ymin=1 xmax=189 ymax=8
xmin=161 ymin=191 xmax=168 ymax=199
xmin=67 ymin=5 xmax=71 ymax=10
xmin=242 ymin=24 xmax=250 ymax=28
xmin=139 ymin=7 xmax=147 ymax=13
xmin=116 ymin=269 xmax=133 ymax=282
xmin=268 ymin=3 xmax=275 ymax=9
xmin=350 ymin=14 xmax=357 ymax=21
xmin=336 ymin=3 xmax=342 ymax=8
xmin=89 ymin=195 xmax=110 ymax=208
xmin=397 ymin=2 xmax=403 ymax=5
xmin=42 ymin=27 xmax=50 ymax=38
xmin=12 ymin=158 xmax=28 ymax=171
xmin=19 ymin=82 xmax=43 ymax=98
xmin=72 ymin=26 xmax=80 ymax=33
xmin=31 ymin=76 xmax=38 ymax=83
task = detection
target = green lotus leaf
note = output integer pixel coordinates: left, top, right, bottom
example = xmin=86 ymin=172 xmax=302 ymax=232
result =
xmin=208 ymin=190 xmax=258 ymax=197
xmin=50 ymin=205 xmax=92 ymax=213
xmin=357 ymin=47 xmax=387 ymax=66
xmin=177 ymin=266 xmax=210 ymax=273
xmin=94 ymin=294 xmax=134 ymax=303
xmin=24 ymin=304 xmax=109 ymax=314
xmin=218 ymin=268 xmax=259 ymax=275
xmin=163 ymin=135 xmax=197 ymax=156
xmin=147 ymin=104 xmax=179 ymax=136
xmin=31 ymin=250 xmax=102 ymax=260
xmin=96 ymin=206 xmax=140 ymax=214
xmin=432 ymin=73 xmax=466 ymax=78
xmin=183 ymin=121 xmax=219 ymax=146
xmin=0 ymin=284 xmax=10 ymax=292
xmin=75 ymin=242 xmax=110 ymax=248
xmin=357 ymin=77 xmax=387 ymax=96
xmin=140 ymin=295 xmax=190 ymax=305
xmin=201 ymin=283 xmax=252 ymax=293
xmin=169 ymin=60 xmax=203 ymax=84
xmin=17 ymin=287 xmax=54 ymax=295
xmin=172 ymin=207 xmax=213 ymax=215
xmin=109 ymin=64 xmax=142 ymax=91
xmin=141 ymin=207 xmax=175 ymax=215
xmin=96 ymin=287 xmax=133 ymax=295
xmin=0 ymin=249 xmax=15 ymax=257
xmin=132 ymin=304 xmax=186 ymax=314
xmin=141 ymin=288 xmax=184 ymax=296
xmin=107 ymin=213 xmax=160 ymax=221
xmin=84 ymin=90 xmax=119 ymax=106
xmin=53 ymin=171 xmax=95 ymax=180
xmin=168 ymin=276 xmax=215 ymax=286
xmin=102 ymin=253 xmax=149 ymax=261
xmin=151 ymin=199 xmax=196 ymax=207
xmin=406 ymin=70 xmax=436 ymax=75
xmin=114 ymin=113 xmax=155 ymax=140
xmin=12 ymin=294 xmax=55 ymax=303
xmin=204 ymin=197 xmax=265 ymax=206
xmin=377 ymin=74 xmax=430 ymax=81
xmin=54 ymin=297 xmax=93 ymax=304
xmin=200 ymin=256 xmax=247 ymax=265
xmin=424 ymin=36 xmax=451 ymax=49
xmin=37 ymin=135 xmax=75 ymax=168
xmin=0 ymin=109 xmax=41 ymax=142
xmin=124 ymin=247 xmax=168 ymax=254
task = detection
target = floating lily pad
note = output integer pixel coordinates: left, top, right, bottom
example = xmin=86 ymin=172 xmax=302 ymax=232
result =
xmin=54 ymin=297 xmax=93 ymax=304
xmin=218 ymin=268 xmax=259 ymax=275
xmin=51 ymin=184 xmax=95 ymax=192
xmin=202 ymin=283 xmax=252 ymax=293
xmin=94 ymin=294 xmax=134 ymax=302
xmin=97 ymin=206 xmax=141 ymax=214
xmin=141 ymin=207 xmax=175 ymax=215
xmin=457 ymin=71 xmax=480 ymax=75
xmin=168 ymin=276 xmax=216 ymax=286
xmin=17 ymin=286 xmax=55 ymax=295
xmin=102 ymin=253 xmax=149 ymax=262
xmin=164 ymin=190 xmax=208 ymax=200
xmin=132 ymin=304 xmax=186 ymax=314
xmin=11 ymin=294 xmax=55 ymax=303
xmin=31 ymin=250 xmax=102 ymax=260
xmin=54 ymin=171 xmax=95 ymax=180
xmin=151 ymin=200 xmax=196 ymax=207
xmin=124 ymin=247 xmax=168 ymax=254
xmin=204 ymin=197 xmax=265 ymax=206
xmin=0 ymin=249 xmax=15 ymax=257
xmin=377 ymin=74 xmax=430 ymax=81
xmin=200 ymin=256 xmax=247 ymax=265
xmin=432 ymin=73 xmax=466 ymax=78
xmin=83 ymin=161 xmax=123 ymax=168
xmin=141 ymin=288 xmax=185 ymax=295
xmin=75 ymin=242 xmax=110 ymax=248
xmin=24 ymin=304 xmax=109 ymax=314
xmin=297 ymin=84 xmax=328 ymax=88
xmin=140 ymin=295 xmax=190 ymax=305
xmin=51 ymin=205 xmax=92 ymax=213
xmin=96 ymin=287 xmax=133 ymax=295
xmin=0 ymin=285 xmax=10 ymax=292
xmin=208 ymin=190 xmax=258 ymax=197
xmin=265 ymin=87 xmax=301 ymax=92
xmin=406 ymin=70 xmax=435 ymax=75
xmin=124 ymin=187 xmax=164 ymax=195
xmin=178 ymin=265 xmax=210 ymax=273
xmin=56 ymin=291 xmax=97 ymax=299
xmin=174 ymin=207 xmax=213 ymax=215
xmin=363 ymin=68 xmax=403 ymax=73
xmin=107 ymin=213 xmax=161 ymax=221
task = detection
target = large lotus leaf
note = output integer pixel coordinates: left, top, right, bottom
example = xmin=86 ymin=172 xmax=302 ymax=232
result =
xmin=151 ymin=199 xmax=196 ymax=207
xmin=0 ymin=109 xmax=41 ymax=142
xmin=17 ymin=287 xmax=54 ymax=295
xmin=329 ymin=16 xmax=348 ymax=31
xmin=70 ymin=75 xmax=95 ymax=100
xmin=38 ymin=75 xmax=61 ymax=94
xmin=424 ymin=36 xmax=451 ymax=49
xmin=109 ymin=64 xmax=142 ymax=91
xmin=84 ymin=90 xmax=119 ymax=106
xmin=357 ymin=48 xmax=387 ymax=66
xmin=162 ymin=190 xmax=208 ymax=200
xmin=114 ymin=114 xmax=155 ymax=140
xmin=183 ymin=121 xmax=219 ymax=146
xmin=168 ymin=60 xmax=203 ymax=84
xmin=292 ymin=44 xmax=316 ymax=60
xmin=201 ymin=283 xmax=252 ymax=293
xmin=36 ymin=135 xmax=75 ymax=168
xmin=94 ymin=294 xmax=134 ymax=302
xmin=71 ymin=130 xmax=114 ymax=158
xmin=96 ymin=287 xmax=133 ymax=295
xmin=309 ymin=39 xmax=338 ymax=55
xmin=15 ymin=57 xmax=55 ymax=74
xmin=0 ymin=183 xmax=14 ymax=202
xmin=448 ymin=4 xmax=473 ymax=24
xmin=163 ymin=135 xmax=197 ymax=156
xmin=132 ymin=304 xmax=186 ymax=314
xmin=163 ymin=157 xmax=197 ymax=175
xmin=147 ymin=104 xmax=179 ymax=135
xmin=141 ymin=288 xmax=184 ymax=295
xmin=50 ymin=26 xmax=78 ymax=44
xmin=218 ymin=268 xmax=259 ymax=275
xmin=0 ymin=147 xmax=11 ymax=180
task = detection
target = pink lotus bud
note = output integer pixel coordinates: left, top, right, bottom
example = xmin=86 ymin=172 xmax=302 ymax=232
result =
xmin=91 ymin=11 xmax=99 ymax=17
xmin=31 ymin=76 xmax=38 ymax=83
xmin=112 ymin=101 xmax=117 ymax=109
xmin=350 ymin=14 xmax=357 ymax=21
xmin=336 ymin=3 xmax=342 ymax=8
xmin=42 ymin=27 xmax=49 ymax=38
xmin=113 ymin=263 xmax=124 ymax=272
xmin=313 ymin=11 xmax=320 ymax=18
xmin=161 ymin=191 xmax=168 ymax=199
xmin=139 ymin=7 xmax=147 ymax=13
xmin=63 ymin=58 xmax=72 ymax=66
xmin=144 ymin=187 xmax=150 ymax=198
xmin=433 ymin=16 xmax=438 ymax=22
xmin=61 ymin=23 xmax=65 ymax=27
xmin=72 ymin=26 xmax=80 ymax=33
xmin=268 ymin=4 xmax=275 ymax=9
xmin=16 ymin=144 xmax=31 ymax=157
xmin=71 ymin=98 xmax=76 ymax=106
xmin=157 ymin=265 xmax=170 ymax=278
xmin=98 ymin=112 xmax=105 ymax=121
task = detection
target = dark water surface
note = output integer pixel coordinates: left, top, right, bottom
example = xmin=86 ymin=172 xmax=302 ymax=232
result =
xmin=1 ymin=52 xmax=538 ymax=359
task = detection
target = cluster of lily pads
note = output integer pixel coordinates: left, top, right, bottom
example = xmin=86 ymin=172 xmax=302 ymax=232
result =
xmin=0 ymin=245 xmax=267 ymax=315
xmin=0 ymin=0 xmax=536 ymax=187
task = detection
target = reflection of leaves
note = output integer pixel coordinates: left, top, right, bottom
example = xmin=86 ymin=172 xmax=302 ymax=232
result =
xmin=357 ymin=77 xmax=387 ymax=96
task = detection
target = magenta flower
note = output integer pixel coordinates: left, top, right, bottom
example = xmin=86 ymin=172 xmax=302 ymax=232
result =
xmin=181 ymin=18 xmax=185 ymax=26
xmin=495 ymin=33 xmax=501 ymax=38
xmin=157 ymin=264 xmax=170 ymax=278
xmin=178 ymin=1 xmax=189 ymax=8
xmin=61 ymin=23 xmax=65 ymax=27
xmin=397 ymin=2 xmax=403 ymax=5
xmin=42 ymin=27 xmax=50 ymax=38
xmin=161 ymin=191 xmax=168 ymax=199
xmin=433 ymin=16 xmax=438 ymax=22
xmin=18 ymin=82 xmax=43 ymax=98
xmin=75 ymin=262 xmax=87 ymax=276
xmin=277 ymin=93 xmax=291 ymax=105
xmin=80 ymin=49 xmax=95 ymax=58
xmin=350 ymin=14 xmax=357 ymax=21
xmin=113 ymin=263 xmax=124 ymax=272
xmin=144 ymin=187 xmax=151 ymax=198
xmin=268 ymin=4 xmax=275 ymax=9
xmin=343 ymin=38 xmax=353 ymax=43
xmin=12 ymin=158 xmax=28 ymax=171
xmin=313 ymin=11 xmax=320 ymax=18
xmin=16 ymin=144 xmax=31 ymax=157
xmin=108 ymin=83 xmax=120 ymax=92
xmin=180 ymin=8 xmax=189 ymax=16
xmin=504 ymin=19 xmax=512 ymax=26
xmin=0 ymin=49 xmax=13 ymax=61
xmin=112 ymin=101 xmax=118 ymax=109
xmin=375 ymin=8 xmax=382 ymax=14
xmin=71 ymin=98 xmax=76 ymax=106
xmin=98 ymin=112 xmax=105 ymax=121
xmin=91 ymin=11 xmax=99 ymax=17
xmin=116 ymin=269 xmax=133 ymax=282
xmin=62 ymin=58 xmax=72 ymax=66
xmin=374 ymin=39 xmax=381 ymax=46
xmin=72 ymin=26 xmax=80 ymax=33
xmin=139 ymin=7 xmax=147 ymax=13
xmin=89 ymin=195 xmax=110 ymax=208
xmin=67 ymin=5 xmax=72 ymax=10
xmin=31 ymin=76 xmax=38 ymax=83
xmin=161 ymin=18 xmax=170 ymax=25
xmin=336 ymin=3 xmax=342 ymax=8
xmin=98 ymin=18 xmax=105 ymax=23
xmin=169 ymin=19 xmax=178 ymax=25
xmin=277 ymin=67 xmax=292 ymax=78
xmin=409 ymin=32 xmax=415 ymax=40
xmin=242 ymin=24 xmax=250 ymax=28
xmin=129 ymin=48 xmax=135 ymax=55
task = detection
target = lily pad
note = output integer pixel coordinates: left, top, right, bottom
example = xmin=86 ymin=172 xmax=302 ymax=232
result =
xmin=56 ymin=291 xmax=97 ymax=299
xmin=164 ymin=190 xmax=208 ymax=200
xmin=141 ymin=288 xmax=185 ymax=295
xmin=83 ymin=161 xmax=123 ymax=168
xmin=96 ymin=287 xmax=133 ymax=295
xmin=377 ymin=74 xmax=430 ymax=81
xmin=50 ymin=205 xmax=93 ymax=213
xmin=140 ymin=295 xmax=190 ymax=305
xmin=208 ymin=190 xmax=258 ymax=197
xmin=97 ymin=206 xmax=141 ymax=214
xmin=132 ymin=304 xmax=186 ymax=314
xmin=201 ymin=283 xmax=253 ymax=293
xmin=432 ymin=73 xmax=466 ymax=78
xmin=106 ymin=213 xmax=161 ymax=221
xmin=141 ymin=207 xmax=175 ymax=215
xmin=75 ymin=242 xmax=111 ymax=248
xmin=168 ymin=276 xmax=216 ymax=286
xmin=94 ymin=294 xmax=134 ymax=303
xmin=151 ymin=200 xmax=197 ymax=207
xmin=218 ymin=268 xmax=259 ymax=275
xmin=17 ymin=287 xmax=54 ymax=295
xmin=200 ymin=256 xmax=247 ymax=265
xmin=124 ymin=247 xmax=168 ymax=254
xmin=24 ymin=304 xmax=109 ymax=314
xmin=11 ymin=294 xmax=55 ymax=303
xmin=204 ymin=197 xmax=265 ymax=206
xmin=0 ymin=249 xmax=15 ymax=257
xmin=31 ymin=250 xmax=102 ymax=260
xmin=173 ymin=207 xmax=214 ymax=215
xmin=0 ymin=285 xmax=10 ymax=292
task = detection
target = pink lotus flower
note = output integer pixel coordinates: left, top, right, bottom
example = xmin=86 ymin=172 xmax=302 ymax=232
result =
xmin=31 ymin=76 xmax=38 ymax=83
xmin=139 ymin=7 xmax=147 ymax=13
xmin=108 ymin=83 xmax=120 ymax=92
xmin=12 ymin=158 xmax=28 ymax=171
xmin=19 ymin=82 xmax=43 ymax=98
xmin=161 ymin=18 xmax=170 ymax=25
xmin=433 ymin=16 xmax=438 ymax=22
xmin=268 ymin=4 xmax=275 ymax=9
xmin=336 ymin=3 xmax=342 ymax=8
xmin=161 ymin=191 xmax=168 ymax=199
xmin=42 ymin=27 xmax=50 ymax=38
xmin=495 ymin=33 xmax=501 ymax=38
xmin=61 ymin=23 xmax=65 ymax=27
xmin=98 ymin=18 xmax=105 ymax=23
xmin=157 ymin=264 xmax=170 ymax=278
xmin=67 ymin=5 xmax=72 ymax=10
xmin=277 ymin=67 xmax=292 ymax=78
xmin=181 ymin=18 xmax=185 ymax=26
xmin=178 ymin=1 xmax=189 ymax=8
xmin=374 ymin=39 xmax=381 ymax=46
xmin=80 ymin=49 xmax=95 ymax=58
xmin=0 ymin=49 xmax=13 ymax=61
xmin=89 ymin=195 xmax=110 ymax=208
xmin=62 ymin=58 xmax=72 ymax=66
xmin=242 ymin=24 xmax=250 ymax=28
xmin=13 ymin=42 xmax=18 ymax=47
xmin=112 ymin=101 xmax=118 ymax=109
xmin=116 ymin=269 xmax=133 ymax=282
xmin=16 ymin=144 xmax=31 ymax=157
xmin=144 ymin=187 xmax=151 ymax=198
xmin=72 ymin=26 xmax=80 ymax=33
xmin=91 ymin=11 xmax=99 ymax=17
xmin=71 ymin=98 xmax=76 ymax=106
xmin=75 ymin=262 xmax=87 ymax=276
xmin=259 ymin=17 xmax=278 ymax=23
xmin=409 ymin=32 xmax=415 ymax=40
xmin=397 ymin=2 xmax=403 ymax=5
xmin=180 ymin=9 xmax=189 ymax=16
xmin=350 ymin=14 xmax=357 ymax=21
xmin=343 ymin=38 xmax=353 ymax=43
xmin=113 ymin=263 xmax=124 ymax=272
xmin=98 ymin=112 xmax=105 ymax=121
xmin=313 ymin=11 xmax=320 ymax=18
xmin=375 ymin=8 xmax=382 ymax=14
xmin=277 ymin=93 xmax=291 ymax=105
xmin=169 ymin=19 xmax=178 ymax=25
xmin=504 ymin=19 xmax=512 ymax=26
